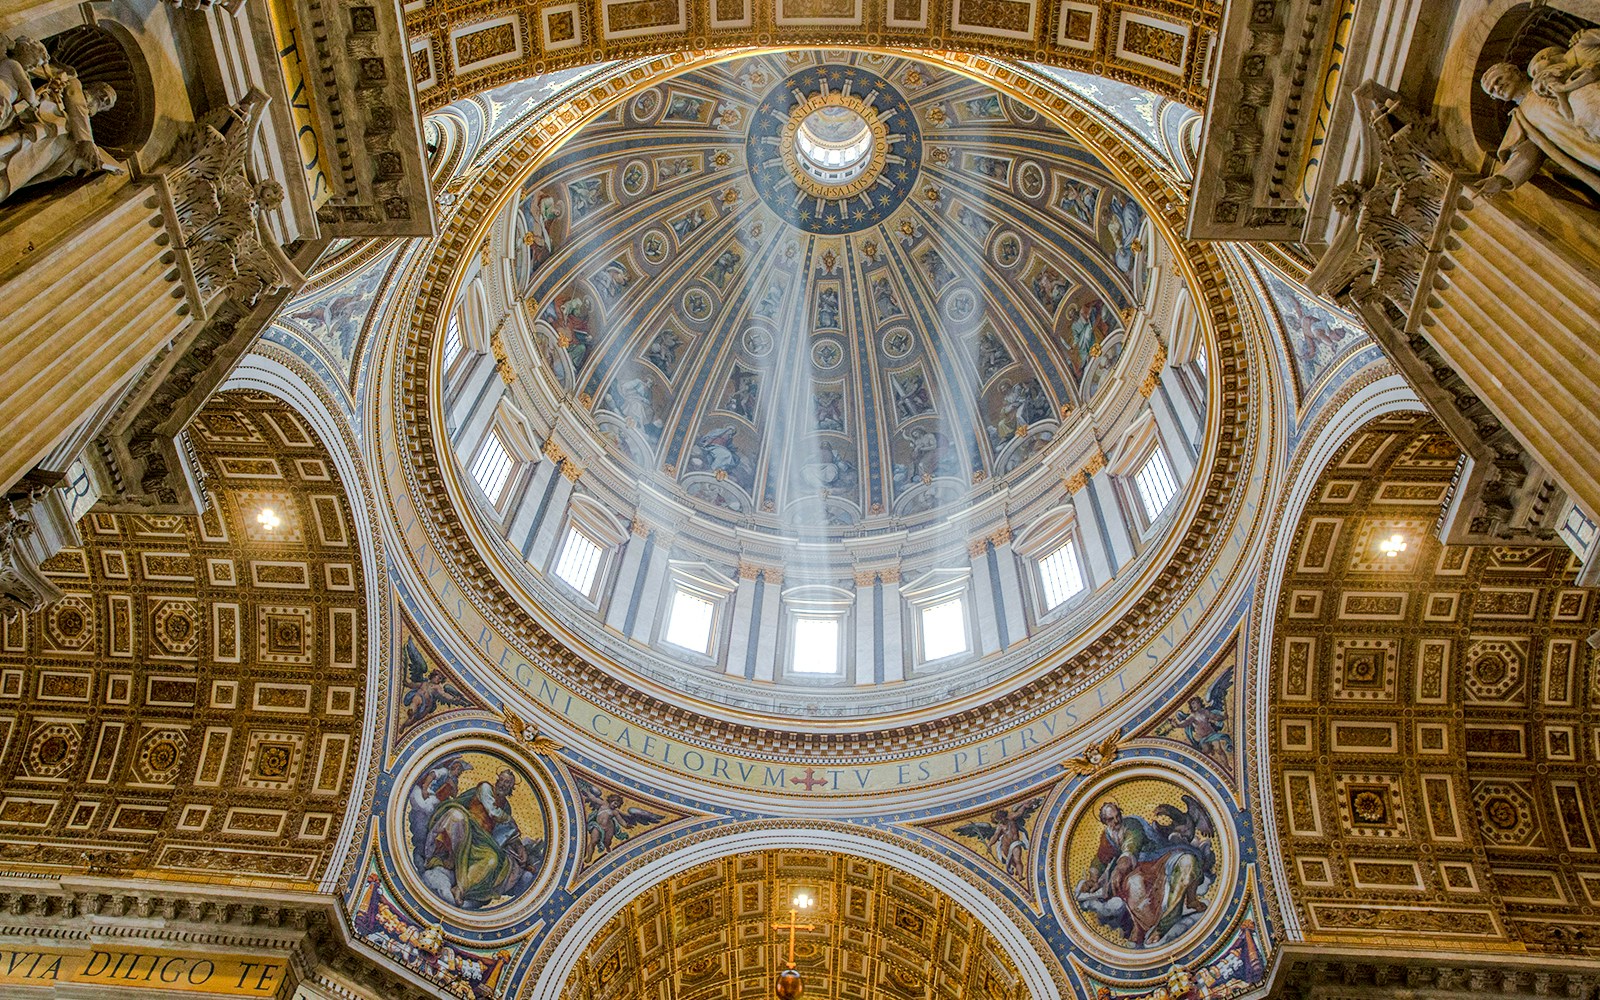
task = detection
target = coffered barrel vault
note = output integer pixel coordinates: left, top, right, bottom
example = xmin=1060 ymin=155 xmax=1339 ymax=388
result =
xmin=405 ymin=0 xmax=1220 ymax=113
xmin=0 ymin=391 xmax=368 ymax=887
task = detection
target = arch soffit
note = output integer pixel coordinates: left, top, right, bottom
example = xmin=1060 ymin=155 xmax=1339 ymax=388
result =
xmin=524 ymin=822 xmax=1068 ymax=1000
xmin=1245 ymin=370 xmax=1419 ymax=938
xmin=368 ymin=49 xmax=1278 ymax=793
xmin=225 ymin=352 xmax=394 ymax=893
xmin=408 ymin=3 xmax=1218 ymax=115
xmin=1255 ymin=400 xmax=1600 ymax=951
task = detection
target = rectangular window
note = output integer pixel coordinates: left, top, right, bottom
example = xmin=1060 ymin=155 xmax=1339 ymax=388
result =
xmin=469 ymin=431 xmax=515 ymax=505
xmin=664 ymin=588 xmax=715 ymax=654
xmin=443 ymin=312 xmax=464 ymax=373
xmin=921 ymin=596 xmax=968 ymax=661
xmin=1134 ymin=447 xmax=1178 ymax=522
xmin=1039 ymin=538 xmax=1086 ymax=609
xmin=1194 ymin=348 xmax=1207 ymax=379
xmin=791 ymin=617 xmax=840 ymax=674
xmin=553 ymin=528 xmax=605 ymax=595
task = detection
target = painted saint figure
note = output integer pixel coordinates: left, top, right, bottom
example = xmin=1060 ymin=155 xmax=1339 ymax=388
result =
xmin=1075 ymin=797 xmax=1216 ymax=948
xmin=409 ymin=762 xmax=546 ymax=910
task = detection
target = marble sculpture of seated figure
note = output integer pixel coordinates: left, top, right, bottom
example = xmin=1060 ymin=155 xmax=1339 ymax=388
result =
xmin=1529 ymin=30 xmax=1600 ymax=140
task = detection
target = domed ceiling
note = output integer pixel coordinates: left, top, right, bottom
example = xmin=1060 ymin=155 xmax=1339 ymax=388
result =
xmin=509 ymin=51 xmax=1149 ymax=536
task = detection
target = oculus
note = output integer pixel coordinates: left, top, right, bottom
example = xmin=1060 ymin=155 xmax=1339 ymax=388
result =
xmin=747 ymin=64 xmax=921 ymax=234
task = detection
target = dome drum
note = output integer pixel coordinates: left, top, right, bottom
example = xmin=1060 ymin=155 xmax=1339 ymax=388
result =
xmin=434 ymin=52 xmax=1213 ymax=717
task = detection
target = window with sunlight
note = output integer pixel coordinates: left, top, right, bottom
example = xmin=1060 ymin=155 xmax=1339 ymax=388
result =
xmin=469 ymin=432 xmax=515 ymax=505
xmin=1133 ymin=447 xmax=1178 ymax=522
xmin=790 ymin=616 xmax=841 ymax=674
xmin=664 ymin=588 xmax=715 ymax=654
xmin=1038 ymin=538 xmax=1085 ymax=609
xmin=920 ymin=596 xmax=968 ymax=661
xmin=553 ymin=527 xmax=605 ymax=595
xmin=443 ymin=311 xmax=464 ymax=373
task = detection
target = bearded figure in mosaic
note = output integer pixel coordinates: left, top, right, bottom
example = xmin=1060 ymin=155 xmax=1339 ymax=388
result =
xmin=1075 ymin=796 xmax=1216 ymax=948
xmin=411 ymin=763 xmax=545 ymax=909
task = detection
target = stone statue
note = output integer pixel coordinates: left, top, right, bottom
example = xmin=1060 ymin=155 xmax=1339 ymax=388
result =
xmin=0 ymin=37 xmax=122 ymax=205
xmin=0 ymin=36 xmax=49 ymax=133
xmin=1480 ymin=50 xmax=1600 ymax=198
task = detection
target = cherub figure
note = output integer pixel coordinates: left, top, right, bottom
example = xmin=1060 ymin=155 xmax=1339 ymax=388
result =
xmin=580 ymin=781 xmax=665 ymax=863
xmin=0 ymin=36 xmax=49 ymax=133
xmin=953 ymin=796 xmax=1045 ymax=883
xmin=1169 ymin=665 xmax=1234 ymax=766
xmin=1530 ymin=32 xmax=1600 ymax=139
xmin=400 ymin=637 xmax=472 ymax=724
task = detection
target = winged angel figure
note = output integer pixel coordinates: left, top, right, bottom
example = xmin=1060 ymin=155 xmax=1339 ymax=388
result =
xmin=1169 ymin=664 xmax=1234 ymax=767
xmin=579 ymin=781 xmax=665 ymax=864
xmin=167 ymin=91 xmax=288 ymax=307
xmin=952 ymin=796 xmax=1045 ymax=883
xmin=399 ymin=637 xmax=472 ymax=725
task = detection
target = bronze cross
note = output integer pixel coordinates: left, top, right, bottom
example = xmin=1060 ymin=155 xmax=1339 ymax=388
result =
xmin=772 ymin=907 xmax=814 ymax=969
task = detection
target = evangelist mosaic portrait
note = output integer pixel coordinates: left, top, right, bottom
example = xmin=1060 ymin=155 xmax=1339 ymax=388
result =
xmin=404 ymin=748 xmax=549 ymax=911
xmin=1065 ymin=776 xmax=1223 ymax=954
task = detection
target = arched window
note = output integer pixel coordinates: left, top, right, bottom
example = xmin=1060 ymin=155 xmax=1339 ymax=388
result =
xmin=901 ymin=569 xmax=974 ymax=667
xmin=1108 ymin=410 xmax=1181 ymax=536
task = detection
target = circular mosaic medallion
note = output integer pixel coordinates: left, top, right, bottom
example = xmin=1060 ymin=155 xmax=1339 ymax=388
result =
xmin=811 ymin=338 xmax=844 ymax=370
xmin=742 ymin=327 xmax=774 ymax=358
xmin=993 ymin=232 xmax=1022 ymax=268
xmin=620 ymin=159 xmax=649 ymax=197
xmin=399 ymin=744 xmax=552 ymax=920
xmin=632 ymin=89 xmax=661 ymax=121
xmin=1017 ymin=161 xmax=1046 ymax=199
xmin=943 ymin=288 xmax=977 ymax=323
xmin=746 ymin=64 xmax=921 ymax=234
xmin=1053 ymin=765 xmax=1234 ymax=966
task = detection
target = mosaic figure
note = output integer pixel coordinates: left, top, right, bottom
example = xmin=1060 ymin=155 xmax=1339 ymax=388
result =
xmin=399 ymin=634 xmax=471 ymax=726
xmin=816 ymin=286 xmax=841 ymax=328
xmin=579 ymin=780 xmax=665 ymax=864
xmin=406 ymin=752 xmax=547 ymax=910
xmin=644 ymin=327 xmax=685 ymax=379
xmin=1105 ymin=190 xmax=1146 ymax=279
xmin=723 ymin=367 xmax=760 ymax=421
xmin=872 ymin=275 xmax=904 ymax=318
xmin=1031 ymin=264 xmax=1071 ymax=315
xmin=1057 ymin=177 xmax=1099 ymax=225
xmin=977 ymin=328 xmax=1013 ymax=382
xmin=952 ymin=795 xmax=1044 ymax=884
xmin=891 ymin=370 xmax=934 ymax=420
xmin=1074 ymin=792 xmax=1217 ymax=948
xmin=568 ymin=176 xmax=606 ymax=220
xmin=814 ymin=390 xmax=845 ymax=431
xmin=1170 ymin=665 xmax=1235 ymax=768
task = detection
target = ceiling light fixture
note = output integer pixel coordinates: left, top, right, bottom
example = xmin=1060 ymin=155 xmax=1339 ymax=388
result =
xmin=257 ymin=508 xmax=282 ymax=532
xmin=1379 ymin=533 xmax=1407 ymax=558
xmin=773 ymin=890 xmax=816 ymax=998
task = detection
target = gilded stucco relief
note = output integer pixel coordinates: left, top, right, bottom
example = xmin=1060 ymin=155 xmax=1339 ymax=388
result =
xmin=1267 ymin=411 xmax=1600 ymax=953
xmin=0 ymin=391 xmax=367 ymax=886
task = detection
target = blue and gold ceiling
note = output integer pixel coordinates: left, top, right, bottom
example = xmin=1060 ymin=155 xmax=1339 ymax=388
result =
xmin=510 ymin=51 xmax=1149 ymax=534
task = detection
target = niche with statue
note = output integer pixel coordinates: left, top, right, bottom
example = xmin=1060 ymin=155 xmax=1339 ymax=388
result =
xmin=0 ymin=24 xmax=151 ymax=207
